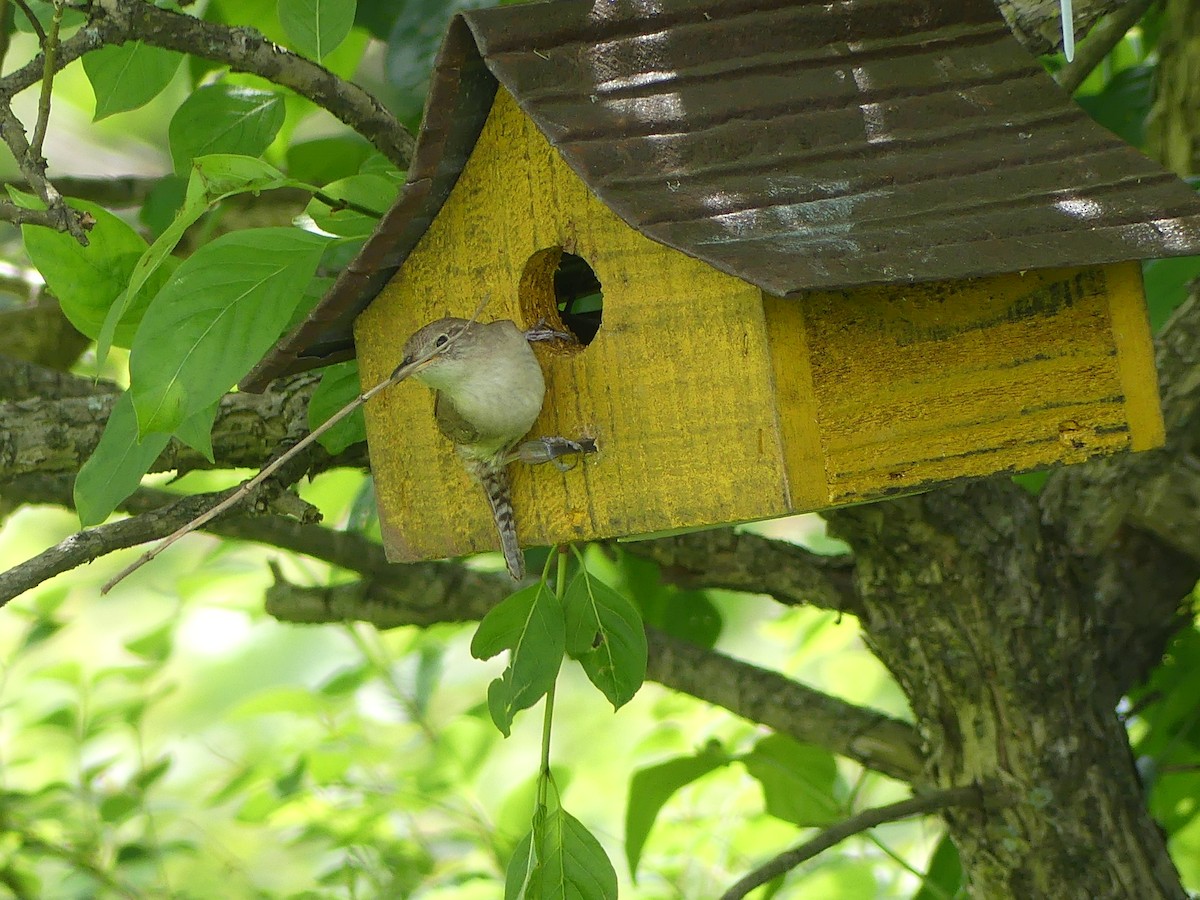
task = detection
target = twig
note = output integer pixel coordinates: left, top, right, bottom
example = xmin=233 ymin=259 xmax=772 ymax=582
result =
xmin=2 ymin=487 xmax=233 ymax=605
xmin=28 ymin=0 xmax=63 ymax=164
xmin=719 ymin=785 xmax=985 ymax=900
xmin=1054 ymin=0 xmax=1155 ymax=94
xmin=0 ymin=102 xmax=91 ymax=243
xmin=100 ymin=302 xmax=493 ymax=593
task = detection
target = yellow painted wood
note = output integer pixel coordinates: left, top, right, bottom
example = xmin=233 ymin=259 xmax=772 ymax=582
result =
xmin=761 ymin=294 xmax=829 ymax=509
xmin=355 ymin=88 xmax=791 ymax=562
xmin=792 ymin=264 xmax=1158 ymax=503
xmin=1104 ymin=261 xmax=1166 ymax=451
xmin=354 ymin=87 xmax=1165 ymax=563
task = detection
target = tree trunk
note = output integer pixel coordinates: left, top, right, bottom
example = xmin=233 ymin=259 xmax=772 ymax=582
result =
xmin=826 ymin=482 xmax=1190 ymax=898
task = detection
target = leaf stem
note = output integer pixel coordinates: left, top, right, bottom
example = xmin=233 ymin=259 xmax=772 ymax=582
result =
xmin=536 ymin=546 xmax=569 ymax=812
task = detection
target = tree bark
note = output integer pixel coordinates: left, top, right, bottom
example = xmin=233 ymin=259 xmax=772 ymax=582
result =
xmin=826 ymin=481 xmax=1192 ymax=898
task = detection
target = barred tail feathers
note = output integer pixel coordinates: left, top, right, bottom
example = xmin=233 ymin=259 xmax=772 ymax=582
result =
xmin=475 ymin=460 xmax=524 ymax=580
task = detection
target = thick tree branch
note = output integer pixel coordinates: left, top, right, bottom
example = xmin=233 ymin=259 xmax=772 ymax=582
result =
xmin=996 ymin=0 xmax=1138 ymax=56
xmin=619 ymin=531 xmax=860 ymax=616
xmin=263 ymin=574 xmax=923 ymax=782
xmin=0 ymin=370 xmax=367 ymax=481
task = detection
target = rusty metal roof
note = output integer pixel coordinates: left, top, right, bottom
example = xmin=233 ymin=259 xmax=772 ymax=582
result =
xmin=243 ymin=0 xmax=1200 ymax=390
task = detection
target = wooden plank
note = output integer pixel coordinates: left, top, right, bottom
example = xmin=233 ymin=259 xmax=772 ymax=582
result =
xmin=1105 ymin=261 xmax=1166 ymax=451
xmin=796 ymin=265 xmax=1149 ymax=503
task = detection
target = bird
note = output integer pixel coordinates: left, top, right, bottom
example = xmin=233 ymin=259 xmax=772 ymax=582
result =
xmin=393 ymin=317 xmax=593 ymax=579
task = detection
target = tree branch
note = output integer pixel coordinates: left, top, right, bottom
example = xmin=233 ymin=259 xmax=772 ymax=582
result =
xmin=995 ymin=0 xmax=1137 ymax=56
xmin=0 ymin=449 xmax=323 ymax=606
xmin=0 ymin=0 xmax=413 ymax=169
xmin=719 ymin=785 xmax=987 ymax=900
xmin=618 ymin=531 xmax=860 ymax=616
xmin=0 ymin=370 xmax=368 ymax=481
xmin=3 ymin=467 xmax=927 ymax=782
xmin=1053 ymin=0 xmax=1155 ymax=94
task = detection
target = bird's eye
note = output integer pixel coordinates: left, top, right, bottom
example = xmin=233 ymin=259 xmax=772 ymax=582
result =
xmin=434 ymin=334 xmax=449 ymax=348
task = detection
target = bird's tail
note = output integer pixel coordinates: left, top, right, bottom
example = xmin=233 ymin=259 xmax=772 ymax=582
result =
xmin=474 ymin=461 xmax=524 ymax=580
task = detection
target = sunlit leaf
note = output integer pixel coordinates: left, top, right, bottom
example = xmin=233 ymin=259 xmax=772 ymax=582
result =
xmin=625 ymin=742 xmax=731 ymax=879
xmin=83 ymin=42 xmax=183 ymax=120
xmin=741 ymin=734 xmax=843 ymax=827
xmin=563 ymin=571 xmax=646 ymax=709
xmin=97 ymin=154 xmax=296 ymax=367
xmin=278 ymin=0 xmax=356 ymax=61
xmin=129 ymin=227 xmax=328 ymax=436
xmin=168 ymin=84 xmax=285 ymax=174
xmin=306 ymin=173 xmax=395 ymax=237
xmin=506 ymin=807 xmax=617 ymax=900
xmin=9 ymin=188 xmax=170 ymax=347
xmin=471 ymin=584 xmax=565 ymax=737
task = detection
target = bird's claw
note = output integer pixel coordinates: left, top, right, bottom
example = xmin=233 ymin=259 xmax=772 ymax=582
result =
xmin=507 ymin=436 xmax=598 ymax=469
xmin=524 ymin=320 xmax=575 ymax=344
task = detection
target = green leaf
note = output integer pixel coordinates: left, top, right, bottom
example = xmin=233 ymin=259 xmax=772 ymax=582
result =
xmin=1144 ymin=255 xmax=1200 ymax=333
xmin=306 ymin=173 xmax=396 ymax=237
xmin=383 ymin=0 xmax=493 ymax=130
xmin=563 ymin=571 xmax=646 ymax=709
xmin=129 ymin=227 xmax=328 ymax=436
xmin=741 ymin=734 xmax=843 ymax=827
xmin=14 ymin=1 xmax=85 ymax=32
xmin=286 ymin=135 xmax=373 ymax=184
xmin=175 ymin=402 xmax=219 ymax=463
xmin=913 ymin=834 xmax=962 ymax=900
xmin=1075 ymin=65 xmax=1154 ymax=146
xmin=279 ymin=0 xmax=356 ymax=61
xmin=471 ymin=584 xmax=565 ymax=737
xmin=625 ymin=742 xmax=730 ymax=879
xmin=307 ymin=361 xmax=366 ymax=453
xmin=96 ymin=155 xmax=295 ymax=367
xmin=83 ymin=42 xmax=182 ymax=120
xmin=168 ymin=84 xmax=285 ymax=174
xmin=124 ymin=622 xmax=174 ymax=663
xmin=317 ymin=665 xmax=371 ymax=696
xmin=99 ymin=793 xmax=140 ymax=824
xmin=506 ymin=808 xmax=617 ymax=900
xmin=10 ymin=188 xmax=169 ymax=346
xmin=74 ymin=392 xmax=171 ymax=527
xmin=133 ymin=757 xmax=172 ymax=792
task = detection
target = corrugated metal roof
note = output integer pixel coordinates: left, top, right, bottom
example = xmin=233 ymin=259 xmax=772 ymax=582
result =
xmin=242 ymin=0 xmax=1200 ymax=390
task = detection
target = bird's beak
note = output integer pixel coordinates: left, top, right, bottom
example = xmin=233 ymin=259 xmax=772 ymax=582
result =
xmin=388 ymin=352 xmax=435 ymax=383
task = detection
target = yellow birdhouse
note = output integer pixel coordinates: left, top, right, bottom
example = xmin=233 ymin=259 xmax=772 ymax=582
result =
xmin=245 ymin=0 xmax=1200 ymax=567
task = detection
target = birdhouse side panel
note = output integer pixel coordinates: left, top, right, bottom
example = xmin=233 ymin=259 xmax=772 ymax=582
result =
xmin=355 ymin=88 xmax=795 ymax=563
xmin=791 ymin=263 xmax=1162 ymax=504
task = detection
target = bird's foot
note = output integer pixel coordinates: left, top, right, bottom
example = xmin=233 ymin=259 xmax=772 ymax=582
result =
xmin=524 ymin=320 xmax=575 ymax=344
xmin=506 ymin=436 xmax=598 ymax=471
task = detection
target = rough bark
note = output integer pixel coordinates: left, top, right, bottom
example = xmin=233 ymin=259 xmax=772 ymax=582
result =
xmin=826 ymin=484 xmax=1192 ymax=898
xmin=1146 ymin=0 xmax=1200 ymax=176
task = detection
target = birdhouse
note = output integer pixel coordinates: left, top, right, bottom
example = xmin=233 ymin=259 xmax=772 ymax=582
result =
xmin=244 ymin=0 xmax=1200 ymax=566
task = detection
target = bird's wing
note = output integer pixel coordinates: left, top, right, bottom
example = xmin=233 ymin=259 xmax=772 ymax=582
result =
xmin=433 ymin=392 xmax=482 ymax=445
